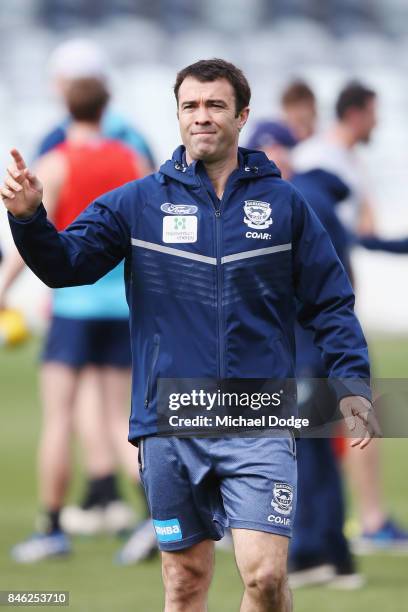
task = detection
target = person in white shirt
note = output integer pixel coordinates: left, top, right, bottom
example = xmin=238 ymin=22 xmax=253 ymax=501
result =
xmin=294 ymin=81 xmax=408 ymax=552
xmin=293 ymin=81 xmax=377 ymax=235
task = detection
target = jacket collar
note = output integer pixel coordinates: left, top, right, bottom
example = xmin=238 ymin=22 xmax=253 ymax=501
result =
xmin=159 ymin=145 xmax=281 ymax=186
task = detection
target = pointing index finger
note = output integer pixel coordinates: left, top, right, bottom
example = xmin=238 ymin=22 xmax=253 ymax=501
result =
xmin=10 ymin=149 xmax=27 ymax=172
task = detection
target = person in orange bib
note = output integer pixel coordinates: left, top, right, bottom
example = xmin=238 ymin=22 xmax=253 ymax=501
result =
xmin=1 ymin=77 xmax=149 ymax=563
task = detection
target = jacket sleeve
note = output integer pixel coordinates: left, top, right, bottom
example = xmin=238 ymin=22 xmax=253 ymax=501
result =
xmin=291 ymin=188 xmax=371 ymax=401
xmin=359 ymin=235 xmax=408 ymax=254
xmin=8 ymin=191 xmax=131 ymax=289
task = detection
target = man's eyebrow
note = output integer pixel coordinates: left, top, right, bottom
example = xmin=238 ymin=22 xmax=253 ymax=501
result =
xmin=180 ymin=98 xmax=229 ymax=107
xmin=206 ymin=99 xmax=228 ymax=106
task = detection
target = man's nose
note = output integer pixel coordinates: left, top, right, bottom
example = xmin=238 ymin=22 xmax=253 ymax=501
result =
xmin=194 ymin=105 xmax=211 ymax=124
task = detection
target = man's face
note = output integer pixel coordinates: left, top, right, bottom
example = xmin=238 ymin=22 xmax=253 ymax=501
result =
xmin=352 ymin=97 xmax=378 ymax=144
xmin=262 ymin=144 xmax=292 ymax=180
xmin=284 ymin=101 xmax=317 ymax=141
xmin=177 ymin=77 xmax=249 ymax=163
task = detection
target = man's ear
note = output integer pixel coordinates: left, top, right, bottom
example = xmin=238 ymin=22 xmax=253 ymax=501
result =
xmin=238 ymin=106 xmax=250 ymax=131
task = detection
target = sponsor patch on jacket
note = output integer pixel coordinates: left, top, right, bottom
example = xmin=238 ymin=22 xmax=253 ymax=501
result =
xmin=161 ymin=202 xmax=198 ymax=215
xmin=153 ymin=518 xmax=183 ymax=542
xmin=163 ymin=216 xmax=197 ymax=243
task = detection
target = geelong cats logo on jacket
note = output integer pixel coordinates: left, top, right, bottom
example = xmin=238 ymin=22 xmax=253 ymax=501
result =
xmin=243 ymin=200 xmax=273 ymax=229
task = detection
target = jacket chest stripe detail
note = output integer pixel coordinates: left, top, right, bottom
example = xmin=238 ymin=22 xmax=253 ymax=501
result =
xmin=131 ymin=239 xmax=292 ymax=266
xmin=221 ymin=243 xmax=292 ymax=264
xmin=131 ymin=238 xmax=217 ymax=265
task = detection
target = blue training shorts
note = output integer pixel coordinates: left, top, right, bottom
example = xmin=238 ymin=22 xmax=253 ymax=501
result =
xmin=42 ymin=316 xmax=131 ymax=368
xmin=138 ymin=435 xmax=297 ymax=551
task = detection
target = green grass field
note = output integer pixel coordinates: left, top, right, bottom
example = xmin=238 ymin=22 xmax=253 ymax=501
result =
xmin=0 ymin=335 xmax=407 ymax=611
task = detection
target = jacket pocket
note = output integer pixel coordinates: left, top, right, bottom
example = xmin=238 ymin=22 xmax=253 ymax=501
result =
xmin=144 ymin=334 xmax=160 ymax=408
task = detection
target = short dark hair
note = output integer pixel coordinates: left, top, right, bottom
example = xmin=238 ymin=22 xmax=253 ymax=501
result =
xmin=336 ymin=81 xmax=376 ymax=120
xmin=66 ymin=77 xmax=110 ymax=122
xmin=281 ymin=80 xmax=315 ymax=108
xmin=174 ymin=58 xmax=251 ymax=116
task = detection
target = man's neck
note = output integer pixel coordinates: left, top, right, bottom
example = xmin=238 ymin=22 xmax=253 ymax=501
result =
xmin=67 ymin=121 xmax=102 ymax=144
xmin=327 ymin=122 xmax=357 ymax=149
xmin=186 ymin=150 xmax=239 ymax=199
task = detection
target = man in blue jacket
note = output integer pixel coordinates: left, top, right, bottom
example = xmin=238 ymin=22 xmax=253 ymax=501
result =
xmin=2 ymin=59 xmax=379 ymax=612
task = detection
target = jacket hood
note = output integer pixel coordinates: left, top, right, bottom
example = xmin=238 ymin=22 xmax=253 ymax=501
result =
xmin=158 ymin=145 xmax=281 ymax=186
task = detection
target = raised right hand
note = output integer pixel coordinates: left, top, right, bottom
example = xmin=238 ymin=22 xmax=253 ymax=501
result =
xmin=1 ymin=149 xmax=43 ymax=219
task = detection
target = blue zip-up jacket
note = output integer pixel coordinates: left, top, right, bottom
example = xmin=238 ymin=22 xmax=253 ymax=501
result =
xmin=9 ymin=146 xmax=370 ymax=441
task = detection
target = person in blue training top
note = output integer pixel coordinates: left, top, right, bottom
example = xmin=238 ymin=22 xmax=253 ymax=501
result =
xmin=291 ymin=174 xmax=408 ymax=580
xmin=38 ymin=38 xmax=155 ymax=168
xmin=248 ymin=119 xmax=408 ymax=589
xmin=2 ymin=59 xmax=380 ymax=612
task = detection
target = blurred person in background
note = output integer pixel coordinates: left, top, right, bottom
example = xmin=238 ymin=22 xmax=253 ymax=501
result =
xmin=39 ymin=38 xmax=155 ymax=169
xmin=0 ymin=77 xmax=149 ymax=563
xmin=293 ymin=81 xmax=408 ymax=552
xmin=249 ymin=121 xmax=408 ymax=588
xmin=39 ymin=38 xmax=159 ymax=561
xmin=248 ymin=121 xmax=363 ymax=588
xmin=247 ymin=79 xmax=317 ymax=160
xmin=293 ymin=81 xmax=376 ymax=235
xmin=247 ymin=119 xmax=296 ymax=180
xmin=281 ymin=80 xmax=317 ymax=142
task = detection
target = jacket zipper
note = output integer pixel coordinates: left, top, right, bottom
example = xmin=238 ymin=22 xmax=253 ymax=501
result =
xmin=215 ymin=181 xmax=237 ymax=378
xmin=197 ymin=172 xmax=237 ymax=379
xmin=214 ymin=208 xmax=224 ymax=378
xmin=196 ymin=176 xmax=225 ymax=379
xmin=144 ymin=334 xmax=160 ymax=408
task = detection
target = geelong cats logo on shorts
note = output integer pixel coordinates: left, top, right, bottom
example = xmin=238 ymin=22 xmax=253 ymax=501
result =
xmin=243 ymin=200 xmax=273 ymax=229
xmin=271 ymin=483 xmax=293 ymax=515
